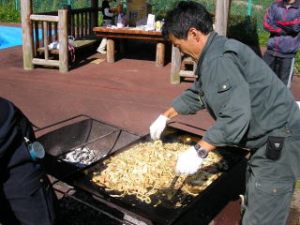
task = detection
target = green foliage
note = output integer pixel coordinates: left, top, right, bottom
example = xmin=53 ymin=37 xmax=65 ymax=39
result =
xmin=148 ymin=0 xmax=215 ymax=19
xmin=72 ymin=0 xmax=91 ymax=9
xmin=32 ymin=0 xmax=90 ymax=12
xmin=0 ymin=2 xmax=20 ymax=22
xmin=98 ymin=13 xmax=103 ymax=26
xmin=296 ymin=179 xmax=300 ymax=189
xmin=148 ymin=0 xmax=179 ymax=19
xmin=257 ymin=30 xmax=269 ymax=46
xmin=295 ymin=52 xmax=300 ymax=74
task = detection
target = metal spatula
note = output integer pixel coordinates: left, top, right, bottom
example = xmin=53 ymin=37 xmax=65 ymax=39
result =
xmin=166 ymin=175 xmax=181 ymax=200
xmin=169 ymin=175 xmax=180 ymax=189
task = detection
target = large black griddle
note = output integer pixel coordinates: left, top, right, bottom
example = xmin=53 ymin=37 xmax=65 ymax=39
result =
xmin=71 ymin=126 xmax=247 ymax=225
xmin=37 ymin=117 xmax=246 ymax=225
xmin=37 ymin=116 xmax=140 ymax=181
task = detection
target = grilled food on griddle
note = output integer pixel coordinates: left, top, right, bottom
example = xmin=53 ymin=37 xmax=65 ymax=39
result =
xmin=92 ymin=140 xmax=223 ymax=207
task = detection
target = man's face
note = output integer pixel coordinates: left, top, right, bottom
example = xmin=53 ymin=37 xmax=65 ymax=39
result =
xmin=168 ymin=29 xmax=203 ymax=61
xmin=284 ymin=0 xmax=295 ymax=4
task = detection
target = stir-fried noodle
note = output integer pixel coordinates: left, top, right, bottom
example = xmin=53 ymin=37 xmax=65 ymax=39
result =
xmin=92 ymin=141 xmax=223 ymax=205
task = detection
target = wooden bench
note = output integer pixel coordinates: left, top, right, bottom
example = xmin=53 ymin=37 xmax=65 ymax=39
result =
xmin=37 ymin=38 xmax=98 ymax=59
xmin=22 ymin=5 xmax=100 ymax=73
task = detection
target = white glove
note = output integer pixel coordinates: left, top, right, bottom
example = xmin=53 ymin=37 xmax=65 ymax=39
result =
xmin=149 ymin=115 xmax=169 ymax=140
xmin=176 ymin=146 xmax=203 ymax=175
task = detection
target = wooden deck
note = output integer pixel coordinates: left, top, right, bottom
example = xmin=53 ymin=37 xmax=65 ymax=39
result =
xmin=0 ymin=43 xmax=300 ymax=225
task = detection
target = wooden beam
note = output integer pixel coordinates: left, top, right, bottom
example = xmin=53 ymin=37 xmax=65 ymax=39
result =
xmin=214 ymin=0 xmax=232 ymax=36
xmin=43 ymin=21 xmax=49 ymax=60
xmin=58 ymin=9 xmax=69 ymax=73
xmin=21 ymin=0 xmax=33 ymax=70
xmin=62 ymin=5 xmax=71 ymax=35
xmin=107 ymin=39 xmax=115 ymax=63
xmin=32 ymin=58 xmax=60 ymax=67
xmin=170 ymin=46 xmax=181 ymax=85
xmin=155 ymin=42 xmax=165 ymax=67
xmin=30 ymin=14 xmax=59 ymax=22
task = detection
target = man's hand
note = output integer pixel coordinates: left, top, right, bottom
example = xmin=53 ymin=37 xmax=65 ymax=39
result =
xmin=150 ymin=115 xmax=169 ymax=140
xmin=176 ymin=146 xmax=203 ymax=175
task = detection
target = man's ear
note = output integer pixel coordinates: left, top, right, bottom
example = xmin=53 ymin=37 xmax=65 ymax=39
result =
xmin=188 ymin=27 xmax=200 ymax=41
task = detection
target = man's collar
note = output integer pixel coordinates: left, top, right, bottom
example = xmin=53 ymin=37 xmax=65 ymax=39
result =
xmin=196 ymin=31 xmax=217 ymax=78
xmin=197 ymin=32 xmax=217 ymax=65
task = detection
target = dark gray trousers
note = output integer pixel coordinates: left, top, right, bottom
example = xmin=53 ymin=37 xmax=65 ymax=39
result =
xmin=241 ymin=126 xmax=299 ymax=225
xmin=263 ymin=51 xmax=294 ymax=86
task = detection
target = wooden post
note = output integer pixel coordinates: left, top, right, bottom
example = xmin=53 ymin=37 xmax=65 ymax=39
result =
xmin=214 ymin=0 xmax=232 ymax=36
xmin=21 ymin=0 xmax=33 ymax=70
xmin=58 ymin=9 xmax=69 ymax=73
xmin=62 ymin=4 xmax=71 ymax=35
xmin=107 ymin=39 xmax=115 ymax=63
xmin=155 ymin=42 xmax=165 ymax=67
xmin=91 ymin=0 xmax=98 ymax=28
xmin=170 ymin=46 xmax=181 ymax=85
xmin=43 ymin=21 xmax=49 ymax=60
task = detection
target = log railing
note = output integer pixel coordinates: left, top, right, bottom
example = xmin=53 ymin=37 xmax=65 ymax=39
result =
xmin=69 ymin=7 xmax=98 ymax=39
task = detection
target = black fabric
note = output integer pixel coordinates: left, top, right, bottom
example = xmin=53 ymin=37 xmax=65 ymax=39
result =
xmin=0 ymin=98 xmax=9 ymax=127
xmin=265 ymin=136 xmax=285 ymax=160
xmin=0 ymin=98 xmax=34 ymax=166
xmin=101 ymin=0 xmax=112 ymax=20
xmin=0 ymin=98 xmax=17 ymax=158
xmin=0 ymin=175 xmax=57 ymax=225
xmin=0 ymin=97 xmax=57 ymax=225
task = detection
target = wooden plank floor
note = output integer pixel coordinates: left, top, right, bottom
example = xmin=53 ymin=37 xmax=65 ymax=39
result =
xmin=0 ymin=43 xmax=300 ymax=225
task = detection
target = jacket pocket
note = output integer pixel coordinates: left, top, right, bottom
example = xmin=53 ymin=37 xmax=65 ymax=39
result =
xmin=255 ymin=178 xmax=294 ymax=196
xmin=217 ymin=79 xmax=231 ymax=93
xmin=265 ymin=136 xmax=284 ymax=160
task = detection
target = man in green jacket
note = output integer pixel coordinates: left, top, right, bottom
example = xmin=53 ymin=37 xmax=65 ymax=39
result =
xmin=150 ymin=1 xmax=300 ymax=225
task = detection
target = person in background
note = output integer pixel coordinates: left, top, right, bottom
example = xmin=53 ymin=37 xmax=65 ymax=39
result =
xmin=263 ymin=0 xmax=300 ymax=87
xmin=0 ymin=97 xmax=57 ymax=225
xmin=149 ymin=1 xmax=300 ymax=225
xmin=97 ymin=0 xmax=122 ymax=54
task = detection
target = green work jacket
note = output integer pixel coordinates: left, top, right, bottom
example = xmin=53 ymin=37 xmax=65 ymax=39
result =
xmin=172 ymin=31 xmax=300 ymax=149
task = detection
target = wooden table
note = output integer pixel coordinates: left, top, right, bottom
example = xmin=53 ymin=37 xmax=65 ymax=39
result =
xmin=93 ymin=26 xmax=167 ymax=67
